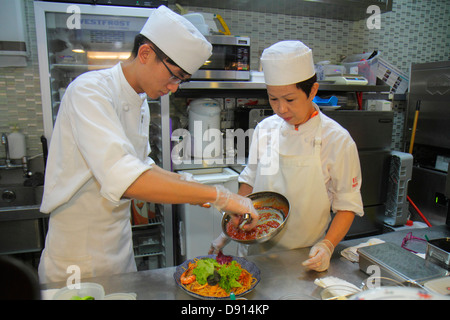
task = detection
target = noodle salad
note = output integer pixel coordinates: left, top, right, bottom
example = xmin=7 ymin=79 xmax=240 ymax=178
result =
xmin=177 ymin=253 xmax=259 ymax=299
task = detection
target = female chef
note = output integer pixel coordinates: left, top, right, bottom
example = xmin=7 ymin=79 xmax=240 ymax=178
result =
xmin=38 ymin=6 xmax=258 ymax=284
xmin=210 ymin=40 xmax=364 ymax=272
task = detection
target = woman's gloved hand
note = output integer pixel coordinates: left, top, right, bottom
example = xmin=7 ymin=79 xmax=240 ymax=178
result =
xmin=213 ymin=185 xmax=259 ymax=230
xmin=302 ymin=239 xmax=334 ymax=272
xmin=208 ymin=232 xmax=231 ymax=254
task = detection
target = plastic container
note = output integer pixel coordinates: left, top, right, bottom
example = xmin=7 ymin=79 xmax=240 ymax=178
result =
xmin=52 ymin=282 xmax=105 ymax=300
xmin=8 ymin=126 xmax=26 ymax=159
xmin=342 ymin=52 xmax=379 ymax=85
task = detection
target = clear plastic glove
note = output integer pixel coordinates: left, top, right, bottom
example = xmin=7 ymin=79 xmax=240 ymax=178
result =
xmin=179 ymin=171 xmax=195 ymax=182
xmin=213 ymin=185 xmax=259 ymax=230
xmin=208 ymin=232 xmax=231 ymax=255
xmin=302 ymin=239 xmax=334 ymax=272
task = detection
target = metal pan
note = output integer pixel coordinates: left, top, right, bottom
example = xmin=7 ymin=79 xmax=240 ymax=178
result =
xmin=221 ymin=191 xmax=290 ymax=244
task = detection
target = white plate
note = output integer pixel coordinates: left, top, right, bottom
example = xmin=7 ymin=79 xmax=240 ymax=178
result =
xmin=350 ymin=287 xmax=450 ymax=300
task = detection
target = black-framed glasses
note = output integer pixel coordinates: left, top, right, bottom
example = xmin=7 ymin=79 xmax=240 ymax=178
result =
xmin=148 ymin=46 xmax=189 ymax=85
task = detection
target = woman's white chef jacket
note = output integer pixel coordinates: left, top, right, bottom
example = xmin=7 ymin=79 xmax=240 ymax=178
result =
xmin=38 ymin=63 xmax=154 ymax=283
xmin=238 ymin=105 xmax=364 ymax=254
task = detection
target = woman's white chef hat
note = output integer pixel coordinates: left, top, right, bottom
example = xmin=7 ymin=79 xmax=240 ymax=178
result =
xmin=140 ymin=5 xmax=212 ymax=75
xmin=261 ymin=40 xmax=316 ymax=86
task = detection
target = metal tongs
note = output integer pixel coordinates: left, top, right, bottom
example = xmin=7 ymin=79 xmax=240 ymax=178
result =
xmin=239 ymin=213 xmax=252 ymax=229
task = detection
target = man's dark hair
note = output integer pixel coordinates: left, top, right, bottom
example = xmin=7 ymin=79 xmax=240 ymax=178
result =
xmin=131 ymin=34 xmax=188 ymax=74
xmin=296 ymin=74 xmax=317 ymax=97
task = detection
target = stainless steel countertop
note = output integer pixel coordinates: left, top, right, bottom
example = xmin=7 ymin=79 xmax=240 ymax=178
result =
xmin=42 ymin=225 xmax=450 ymax=300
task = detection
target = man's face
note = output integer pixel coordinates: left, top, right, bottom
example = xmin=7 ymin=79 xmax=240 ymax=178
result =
xmin=136 ymin=44 xmax=190 ymax=99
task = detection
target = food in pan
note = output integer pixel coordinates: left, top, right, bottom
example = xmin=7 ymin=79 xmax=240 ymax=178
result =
xmin=178 ymin=253 xmax=258 ymax=298
xmin=226 ymin=206 xmax=284 ymax=241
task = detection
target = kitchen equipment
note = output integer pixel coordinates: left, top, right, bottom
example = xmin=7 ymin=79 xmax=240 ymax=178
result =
xmin=383 ymin=151 xmax=413 ymax=226
xmin=342 ymin=51 xmax=379 ymax=85
xmin=358 ymin=242 xmax=448 ymax=285
xmin=322 ymin=110 xmax=393 ymax=236
xmin=426 ymin=238 xmax=450 ymax=271
xmin=182 ymin=12 xmax=210 ymax=36
xmin=7 ymin=126 xmax=26 ymax=160
xmin=423 ymin=276 xmax=450 ymax=295
xmin=188 ymin=98 xmax=222 ymax=160
xmin=235 ymin=106 xmax=273 ymax=131
xmin=222 ymin=191 xmax=290 ymax=245
xmin=405 ymin=61 xmax=450 ymax=226
xmin=176 ymin=167 xmax=239 ymax=262
xmin=324 ymin=74 xmax=368 ymax=85
xmin=191 ymin=35 xmax=250 ymax=81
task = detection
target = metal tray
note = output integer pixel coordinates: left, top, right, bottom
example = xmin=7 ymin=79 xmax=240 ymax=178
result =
xmin=426 ymin=238 xmax=450 ymax=271
xmin=358 ymin=242 xmax=448 ymax=284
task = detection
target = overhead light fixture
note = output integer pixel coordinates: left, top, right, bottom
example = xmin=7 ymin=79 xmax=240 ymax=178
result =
xmin=87 ymin=51 xmax=131 ymax=60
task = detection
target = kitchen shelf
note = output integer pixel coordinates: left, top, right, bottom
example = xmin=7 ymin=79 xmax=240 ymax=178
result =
xmin=171 ymin=0 xmax=393 ymax=21
xmin=51 ymin=64 xmax=115 ymax=71
xmin=179 ymin=80 xmax=390 ymax=93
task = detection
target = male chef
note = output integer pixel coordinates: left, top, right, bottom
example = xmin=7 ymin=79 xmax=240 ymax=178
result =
xmin=38 ymin=5 xmax=258 ymax=284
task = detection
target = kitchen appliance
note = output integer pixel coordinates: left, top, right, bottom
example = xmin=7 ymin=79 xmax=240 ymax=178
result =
xmin=426 ymin=238 xmax=450 ymax=271
xmin=235 ymin=106 xmax=273 ymax=131
xmin=324 ymin=74 xmax=368 ymax=85
xmin=383 ymin=151 xmax=413 ymax=226
xmin=0 ymin=1 xmax=28 ymax=67
xmin=221 ymin=191 xmax=290 ymax=245
xmin=322 ymin=110 xmax=393 ymax=237
xmin=191 ymin=35 xmax=250 ymax=81
xmin=405 ymin=61 xmax=450 ymax=226
xmin=176 ymin=168 xmax=239 ymax=262
xmin=188 ymin=98 xmax=222 ymax=160
xmin=358 ymin=242 xmax=448 ymax=285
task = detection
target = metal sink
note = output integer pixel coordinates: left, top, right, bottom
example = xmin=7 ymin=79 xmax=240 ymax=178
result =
xmin=0 ymin=184 xmax=42 ymax=208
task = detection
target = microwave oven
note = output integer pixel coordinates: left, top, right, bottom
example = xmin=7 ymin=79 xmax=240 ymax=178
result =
xmin=191 ymin=35 xmax=250 ymax=81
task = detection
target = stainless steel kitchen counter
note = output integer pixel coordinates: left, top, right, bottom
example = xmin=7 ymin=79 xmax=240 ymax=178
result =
xmin=41 ymin=225 xmax=450 ymax=300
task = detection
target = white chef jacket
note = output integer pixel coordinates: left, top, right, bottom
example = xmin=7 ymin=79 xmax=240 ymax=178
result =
xmin=38 ymin=63 xmax=154 ymax=283
xmin=239 ymin=107 xmax=364 ymax=218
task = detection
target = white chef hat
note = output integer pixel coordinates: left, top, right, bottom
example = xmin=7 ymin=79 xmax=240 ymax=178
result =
xmin=140 ymin=5 xmax=212 ymax=75
xmin=261 ymin=40 xmax=316 ymax=86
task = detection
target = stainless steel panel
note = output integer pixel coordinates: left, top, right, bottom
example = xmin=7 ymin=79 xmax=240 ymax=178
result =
xmin=0 ymin=219 xmax=45 ymax=254
xmin=406 ymin=61 xmax=450 ymax=149
xmin=322 ymin=110 xmax=393 ymax=150
xmin=408 ymin=166 xmax=448 ymax=225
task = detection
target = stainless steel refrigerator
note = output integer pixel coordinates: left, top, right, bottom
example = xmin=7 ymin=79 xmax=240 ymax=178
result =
xmin=405 ymin=61 xmax=450 ymax=226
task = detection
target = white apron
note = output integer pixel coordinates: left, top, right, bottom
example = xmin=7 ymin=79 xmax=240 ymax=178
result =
xmin=239 ymin=113 xmax=331 ymax=256
xmin=38 ymin=65 xmax=151 ymax=284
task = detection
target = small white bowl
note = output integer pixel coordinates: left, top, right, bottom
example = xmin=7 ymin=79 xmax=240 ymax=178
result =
xmin=52 ymin=282 xmax=105 ymax=300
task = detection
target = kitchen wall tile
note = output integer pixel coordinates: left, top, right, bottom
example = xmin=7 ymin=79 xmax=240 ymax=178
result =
xmin=0 ymin=0 xmax=448 ymax=160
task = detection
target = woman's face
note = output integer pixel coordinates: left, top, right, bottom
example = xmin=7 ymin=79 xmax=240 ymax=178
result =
xmin=266 ymin=83 xmax=318 ymax=126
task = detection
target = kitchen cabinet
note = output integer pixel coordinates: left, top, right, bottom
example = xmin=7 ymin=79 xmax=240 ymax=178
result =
xmin=34 ymin=1 xmax=175 ymax=269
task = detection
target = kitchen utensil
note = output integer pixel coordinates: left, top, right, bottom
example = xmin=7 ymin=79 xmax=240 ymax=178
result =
xmin=221 ymin=191 xmax=290 ymax=244
xmin=358 ymin=242 xmax=448 ymax=285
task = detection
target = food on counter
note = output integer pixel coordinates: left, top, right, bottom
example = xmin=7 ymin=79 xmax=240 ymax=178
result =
xmin=226 ymin=206 xmax=283 ymax=241
xmin=179 ymin=253 xmax=257 ymax=298
xmin=70 ymin=295 xmax=95 ymax=300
